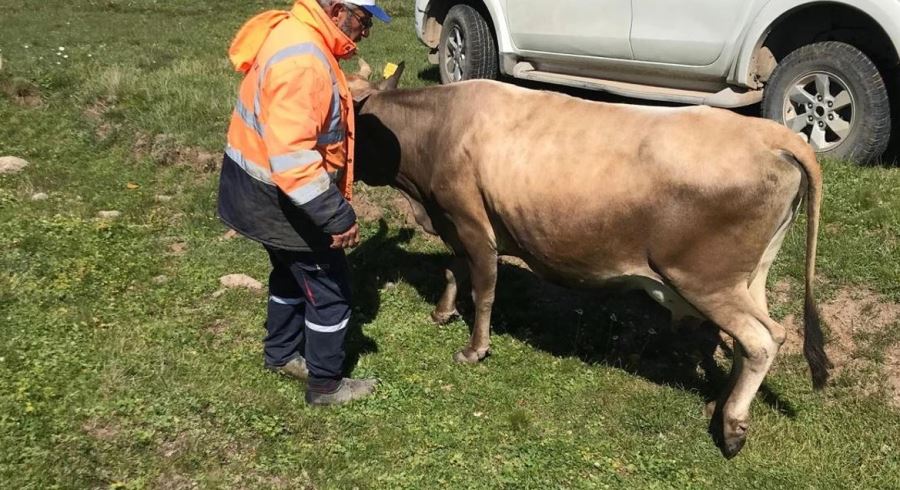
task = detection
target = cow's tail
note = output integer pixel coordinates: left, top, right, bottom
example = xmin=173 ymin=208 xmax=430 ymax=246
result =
xmin=782 ymin=135 xmax=832 ymax=390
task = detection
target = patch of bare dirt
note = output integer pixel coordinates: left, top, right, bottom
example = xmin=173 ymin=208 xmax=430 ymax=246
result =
xmin=887 ymin=343 xmax=900 ymax=408
xmin=154 ymin=472 xmax=195 ymax=490
xmin=83 ymin=105 xmax=217 ymax=170
xmin=149 ymin=134 xmax=179 ymax=164
xmin=131 ymin=132 xmax=219 ymax=171
xmin=824 ymin=222 xmax=843 ymax=235
xmin=769 ymin=279 xmax=802 ymax=351
xmin=83 ymin=97 xmax=113 ymax=121
xmin=81 ymin=417 xmax=122 ymax=442
xmin=192 ymin=149 xmax=220 ymax=171
xmin=390 ymin=194 xmax=419 ymax=228
xmin=131 ymin=132 xmax=153 ymax=160
xmin=159 ymin=432 xmax=191 ymax=459
xmin=782 ymin=288 xmax=899 ymax=362
xmin=168 ymin=241 xmax=188 ymax=255
xmin=779 ymin=286 xmax=900 ymax=400
xmin=351 ymin=189 xmax=383 ymax=222
xmin=153 ymin=436 xmax=264 ymax=488
xmin=771 ymin=279 xmax=793 ymax=306
xmin=229 ymin=474 xmax=315 ymax=490
xmin=349 ymin=186 xmax=421 ymax=228
xmin=0 ymin=76 xmax=43 ymax=107
xmin=204 ymin=319 xmax=227 ymax=336
xmin=83 ymin=96 xmax=117 ymax=140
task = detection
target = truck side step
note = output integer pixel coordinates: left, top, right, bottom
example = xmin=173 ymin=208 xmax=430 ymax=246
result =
xmin=511 ymin=62 xmax=762 ymax=108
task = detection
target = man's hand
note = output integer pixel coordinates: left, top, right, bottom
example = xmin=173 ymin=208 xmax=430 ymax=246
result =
xmin=330 ymin=223 xmax=360 ymax=249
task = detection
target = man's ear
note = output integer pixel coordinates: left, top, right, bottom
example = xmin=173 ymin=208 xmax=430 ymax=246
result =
xmin=328 ymin=1 xmax=343 ymax=16
xmin=327 ymin=1 xmax=346 ymax=22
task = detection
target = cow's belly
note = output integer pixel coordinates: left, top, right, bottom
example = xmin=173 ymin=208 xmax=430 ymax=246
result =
xmin=518 ymin=255 xmax=703 ymax=321
xmin=491 ymin=205 xmax=704 ymax=322
xmin=492 ymin=203 xmax=657 ymax=286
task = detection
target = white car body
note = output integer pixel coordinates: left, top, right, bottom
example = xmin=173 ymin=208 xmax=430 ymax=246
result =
xmin=415 ymin=0 xmax=900 ymax=102
xmin=414 ymin=0 xmax=900 ymax=161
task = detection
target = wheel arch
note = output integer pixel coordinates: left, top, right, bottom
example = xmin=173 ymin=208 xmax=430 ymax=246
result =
xmin=733 ymin=1 xmax=900 ymax=89
xmin=419 ymin=0 xmax=511 ymax=53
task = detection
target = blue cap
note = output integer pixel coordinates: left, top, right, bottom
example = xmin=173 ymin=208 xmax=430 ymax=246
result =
xmin=352 ymin=1 xmax=391 ymax=23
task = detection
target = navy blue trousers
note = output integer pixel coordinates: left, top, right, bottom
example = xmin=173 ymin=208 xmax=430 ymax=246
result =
xmin=264 ymin=245 xmax=352 ymax=390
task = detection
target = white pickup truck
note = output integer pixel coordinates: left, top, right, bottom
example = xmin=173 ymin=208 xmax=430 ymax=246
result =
xmin=414 ymin=0 xmax=900 ymax=163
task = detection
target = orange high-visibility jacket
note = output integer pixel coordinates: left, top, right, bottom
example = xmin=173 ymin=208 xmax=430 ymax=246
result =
xmin=218 ymin=0 xmax=358 ymax=251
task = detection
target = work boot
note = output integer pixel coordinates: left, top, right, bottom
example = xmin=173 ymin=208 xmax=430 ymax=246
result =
xmin=305 ymin=378 xmax=378 ymax=406
xmin=265 ymin=357 xmax=308 ymax=381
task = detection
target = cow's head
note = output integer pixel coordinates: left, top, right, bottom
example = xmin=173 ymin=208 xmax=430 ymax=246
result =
xmin=347 ymin=58 xmax=405 ymax=105
xmin=348 ymin=59 xmax=406 ymax=187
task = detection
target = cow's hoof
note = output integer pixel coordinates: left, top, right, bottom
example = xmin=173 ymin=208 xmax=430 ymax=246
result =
xmin=721 ymin=421 xmax=749 ymax=459
xmin=722 ymin=434 xmax=747 ymax=459
xmin=430 ymin=308 xmax=459 ymax=326
xmin=453 ymin=347 xmax=490 ymax=364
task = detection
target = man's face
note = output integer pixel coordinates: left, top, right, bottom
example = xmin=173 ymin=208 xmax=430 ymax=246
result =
xmin=331 ymin=2 xmax=372 ymax=43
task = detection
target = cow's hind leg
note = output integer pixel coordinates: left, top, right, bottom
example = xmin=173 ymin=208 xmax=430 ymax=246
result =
xmin=431 ymin=257 xmax=466 ymax=325
xmin=747 ymin=199 xmax=796 ymax=342
xmin=684 ymin=286 xmax=783 ymax=458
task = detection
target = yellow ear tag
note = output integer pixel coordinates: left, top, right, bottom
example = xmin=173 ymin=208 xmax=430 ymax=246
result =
xmin=383 ymin=62 xmax=399 ymax=79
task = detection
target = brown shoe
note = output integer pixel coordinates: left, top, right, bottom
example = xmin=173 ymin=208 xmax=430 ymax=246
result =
xmin=265 ymin=357 xmax=308 ymax=381
xmin=306 ymin=378 xmax=378 ymax=406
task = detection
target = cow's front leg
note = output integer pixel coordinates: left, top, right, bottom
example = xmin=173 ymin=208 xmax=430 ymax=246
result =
xmin=431 ymin=257 xmax=466 ymax=325
xmin=453 ymin=247 xmax=497 ymax=364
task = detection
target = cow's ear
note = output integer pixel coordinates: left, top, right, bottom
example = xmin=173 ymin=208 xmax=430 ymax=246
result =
xmin=356 ymin=58 xmax=372 ymax=80
xmin=376 ymin=61 xmax=405 ymax=91
xmin=347 ymin=75 xmax=376 ymax=102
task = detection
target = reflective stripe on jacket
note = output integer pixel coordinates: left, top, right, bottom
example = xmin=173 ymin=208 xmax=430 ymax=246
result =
xmin=218 ymin=0 xmax=357 ymax=251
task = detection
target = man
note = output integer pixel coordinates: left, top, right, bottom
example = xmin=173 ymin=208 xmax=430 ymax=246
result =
xmin=217 ymin=0 xmax=391 ymax=405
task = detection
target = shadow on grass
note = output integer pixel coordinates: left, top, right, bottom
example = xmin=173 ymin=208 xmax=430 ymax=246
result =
xmin=418 ymin=66 xmax=440 ymax=84
xmin=349 ymin=221 xmax=798 ymax=420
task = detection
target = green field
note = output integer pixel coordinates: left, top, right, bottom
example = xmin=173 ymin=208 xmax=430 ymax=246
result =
xmin=2 ymin=1 xmax=899 ymax=488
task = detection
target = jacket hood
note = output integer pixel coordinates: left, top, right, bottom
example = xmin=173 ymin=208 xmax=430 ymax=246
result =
xmin=228 ymin=0 xmax=357 ymax=73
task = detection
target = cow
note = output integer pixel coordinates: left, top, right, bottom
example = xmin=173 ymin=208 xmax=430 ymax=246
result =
xmin=348 ymin=67 xmax=831 ymax=458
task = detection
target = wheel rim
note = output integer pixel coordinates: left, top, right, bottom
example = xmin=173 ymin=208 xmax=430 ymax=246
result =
xmin=781 ymin=71 xmax=855 ymax=152
xmin=443 ymin=25 xmax=466 ymax=82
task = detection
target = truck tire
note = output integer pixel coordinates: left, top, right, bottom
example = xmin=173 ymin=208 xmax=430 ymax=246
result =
xmin=438 ymin=4 xmax=498 ymax=84
xmin=762 ymin=41 xmax=890 ymax=164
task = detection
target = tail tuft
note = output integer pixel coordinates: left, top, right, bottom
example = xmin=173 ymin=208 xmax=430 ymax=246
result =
xmin=803 ymin=293 xmax=832 ymax=390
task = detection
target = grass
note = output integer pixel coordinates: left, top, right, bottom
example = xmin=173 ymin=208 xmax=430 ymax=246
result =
xmin=1 ymin=0 xmax=899 ymax=488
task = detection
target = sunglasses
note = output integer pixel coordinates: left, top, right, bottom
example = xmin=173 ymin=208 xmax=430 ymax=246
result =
xmin=345 ymin=4 xmax=373 ymax=29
